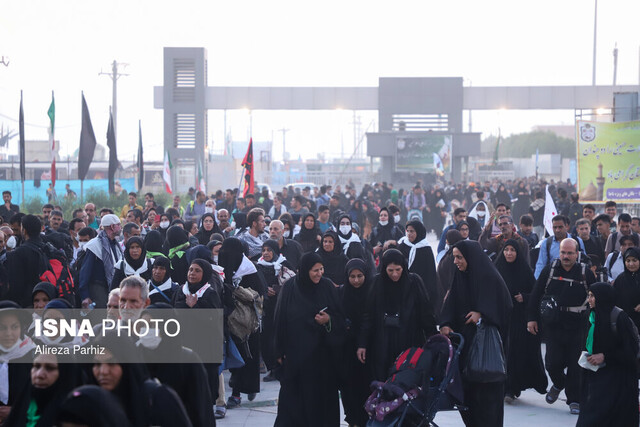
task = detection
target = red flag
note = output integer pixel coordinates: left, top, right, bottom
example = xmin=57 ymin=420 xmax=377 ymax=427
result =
xmin=241 ymin=138 xmax=254 ymax=197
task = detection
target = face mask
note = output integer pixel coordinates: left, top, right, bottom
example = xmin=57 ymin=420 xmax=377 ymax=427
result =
xmin=394 ymin=215 xmax=401 ymax=223
xmin=6 ymin=236 xmax=16 ymax=249
xmin=283 ymin=231 xmax=290 ymax=238
xmin=339 ymin=225 xmax=352 ymax=235
xmin=205 ymin=207 xmax=214 ymax=214
xmin=213 ymin=255 xmax=218 ymax=263
xmin=136 ymin=328 xmax=162 ymax=350
xmin=379 ymin=220 xmax=389 ymax=226
xmin=78 ymin=241 xmax=87 ymax=250
xmin=74 ymin=234 xmax=80 ymax=243
xmin=160 ymin=221 xmax=170 ymax=229
xmin=476 ymin=211 xmax=486 ymax=217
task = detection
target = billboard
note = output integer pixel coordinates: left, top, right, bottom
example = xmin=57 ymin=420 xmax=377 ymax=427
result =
xmin=395 ymin=134 xmax=452 ymax=174
xmin=576 ymin=120 xmax=640 ymax=203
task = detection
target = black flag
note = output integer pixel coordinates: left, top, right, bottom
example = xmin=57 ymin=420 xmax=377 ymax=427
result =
xmin=78 ymin=92 xmax=97 ymax=181
xmin=106 ymin=111 xmax=118 ymax=194
xmin=137 ymin=120 xmax=144 ymax=191
xmin=19 ymin=91 xmax=25 ymax=182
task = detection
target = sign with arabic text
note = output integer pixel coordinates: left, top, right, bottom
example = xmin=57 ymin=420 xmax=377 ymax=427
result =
xmin=576 ymin=120 xmax=640 ymax=203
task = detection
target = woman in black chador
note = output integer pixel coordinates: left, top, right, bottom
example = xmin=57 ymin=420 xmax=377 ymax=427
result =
xmin=274 ymin=252 xmax=345 ymax=427
xmin=439 ymin=240 xmax=512 ymax=427
xmin=577 ymin=282 xmax=639 ymax=427
xmin=613 ymin=247 xmax=640 ymax=331
xmin=316 ymin=230 xmax=349 ymax=287
xmin=294 ymin=213 xmax=322 ymax=253
xmin=340 ymin=258 xmax=373 ymax=427
xmin=357 ymin=249 xmax=437 ymax=382
xmin=494 ymin=239 xmax=547 ymax=401
xmin=398 ymin=220 xmax=442 ymax=313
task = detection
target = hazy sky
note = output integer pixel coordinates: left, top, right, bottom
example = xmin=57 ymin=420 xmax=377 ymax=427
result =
xmin=1 ymin=0 xmax=639 ymax=162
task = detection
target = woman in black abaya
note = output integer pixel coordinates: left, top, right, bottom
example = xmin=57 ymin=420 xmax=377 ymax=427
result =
xmin=194 ymin=213 xmax=221 ymax=245
xmin=613 ymin=247 xmax=640 ymax=331
xmin=340 ymin=258 xmax=372 ymax=427
xmin=495 ymin=239 xmax=547 ymax=401
xmin=218 ymin=237 xmax=266 ymax=408
xmin=577 ymin=283 xmax=639 ymax=427
xmin=439 ymin=240 xmax=512 ymax=427
xmin=294 ymin=213 xmax=322 ymax=253
xmin=369 ymin=207 xmax=404 ymax=259
xmin=257 ymin=240 xmax=295 ymax=380
xmin=398 ymin=220 xmax=442 ymax=313
xmin=436 ymin=229 xmax=464 ymax=296
xmin=316 ymin=230 xmax=349 ymax=287
xmin=274 ymin=252 xmax=345 ymax=427
xmin=357 ymin=249 xmax=437 ymax=382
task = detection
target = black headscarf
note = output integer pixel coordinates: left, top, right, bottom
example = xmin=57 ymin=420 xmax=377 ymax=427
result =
xmin=296 ymin=213 xmax=321 ymax=252
xmin=377 ymin=249 xmax=410 ymax=315
xmin=144 ymin=230 xmax=166 ymax=258
xmin=494 ymin=238 xmax=534 ymax=296
xmin=406 ymin=220 xmax=427 ymax=243
xmin=613 ymin=246 xmax=640 ymax=330
xmin=124 ymin=236 xmax=146 ymax=270
xmin=589 ymin=282 xmax=617 ymax=354
xmin=262 ymin=239 xmax=281 ymax=259
xmin=32 ymin=281 xmax=58 ymax=304
xmin=371 ymin=207 xmax=399 ymax=246
xmin=91 ymin=332 xmax=149 ymax=426
xmin=57 ymin=385 xmax=132 ymax=427
xmin=455 ymin=220 xmax=470 ymax=234
xmin=449 ymin=240 xmax=512 ymax=334
xmin=188 ymin=258 xmax=214 ymax=292
xmin=166 ymin=225 xmax=188 ymax=249
xmin=342 ymin=258 xmax=372 ymax=327
xmin=218 ymin=237 xmax=246 ymax=284
xmin=337 ymin=214 xmax=354 ymax=239
xmin=151 ymin=256 xmax=172 ymax=284
xmin=297 ymin=252 xmax=324 ymax=290
xmin=316 ymin=230 xmax=348 ymax=286
xmin=186 ymin=244 xmax=214 ymax=264
xmin=233 ymin=212 xmax=247 ymax=230
xmin=195 ymin=213 xmax=221 ymax=245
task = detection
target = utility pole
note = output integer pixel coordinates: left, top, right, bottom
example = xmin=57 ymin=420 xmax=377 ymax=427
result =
xmin=99 ymin=60 xmax=128 ymax=143
xmin=592 ymin=0 xmax=598 ymax=85
xmin=278 ymin=127 xmax=290 ymax=162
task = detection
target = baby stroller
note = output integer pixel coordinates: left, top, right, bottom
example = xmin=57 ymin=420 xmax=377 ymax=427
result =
xmin=364 ymin=333 xmax=465 ymax=427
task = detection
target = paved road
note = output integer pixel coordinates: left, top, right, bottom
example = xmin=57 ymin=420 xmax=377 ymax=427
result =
xmin=217 ymin=368 xmax=579 ymax=426
xmin=217 ymin=232 xmax=578 ymax=426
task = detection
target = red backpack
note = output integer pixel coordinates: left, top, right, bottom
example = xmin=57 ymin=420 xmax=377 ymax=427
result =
xmin=39 ymin=243 xmax=76 ymax=306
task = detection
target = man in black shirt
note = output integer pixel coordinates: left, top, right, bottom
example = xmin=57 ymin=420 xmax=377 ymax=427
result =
xmin=527 ymin=238 xmax=596 ymax=415
xmin=268 ymin=219 xmax=303 ymax=271
xmin=0 ymin=191 xmax=19 ymax=224
xmin=575 ymin=218 xmax=604 ymax=266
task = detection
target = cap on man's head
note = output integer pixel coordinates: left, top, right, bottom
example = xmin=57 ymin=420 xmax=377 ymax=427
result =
xmin=101 ymin=214 xmax=121 ymax=227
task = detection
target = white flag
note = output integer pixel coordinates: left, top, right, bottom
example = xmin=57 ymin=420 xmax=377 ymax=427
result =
xmin=543 ymin=185 xmax=558 ymax=236
xmin=163 ymin=151 xmax=172 ymax=194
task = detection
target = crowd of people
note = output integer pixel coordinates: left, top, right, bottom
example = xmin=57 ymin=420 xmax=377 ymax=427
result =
xmin=0 ymin=176 xmax=637 ymax=426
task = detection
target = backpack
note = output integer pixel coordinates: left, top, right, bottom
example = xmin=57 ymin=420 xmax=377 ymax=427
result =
xmin=610 ymin=306 xmax=640 ymax=370
xmin=608 ymin=250 xmax=620 ymax=273
xmin=545 ymin=236 xmax=591 ymax=268
xmin=228 ymin=285 xmax=264 ymax=346
xmin=39 ymin=243 xmax=76 ymax=306
xmin=381 ymin=347 xmax=435 ymax=401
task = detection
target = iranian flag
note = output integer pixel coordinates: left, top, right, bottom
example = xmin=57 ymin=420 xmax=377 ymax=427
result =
xmin=47 ymin=92 xmax=56 ymax=186
xmin=163 ymin=151 xmax=173 ymax=194
xmin=197 ymin=159 xmax=206 ymax=193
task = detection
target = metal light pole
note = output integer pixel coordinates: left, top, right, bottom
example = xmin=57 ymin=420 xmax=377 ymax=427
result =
xmin=99 ymin=60 xmax=128 ymax=142
xmin=592 ymin=0 xmax=598 ymax=86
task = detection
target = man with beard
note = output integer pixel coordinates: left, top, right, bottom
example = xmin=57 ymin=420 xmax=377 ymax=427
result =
xmin=118 ymin=275 xmax=150 ymax=322
xmin=527 ymin=238 xmax=596 ymax=415
xmin=268 ymin=219 xmax=303 ymax=271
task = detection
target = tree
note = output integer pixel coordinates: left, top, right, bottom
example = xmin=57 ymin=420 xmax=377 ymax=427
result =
xmin=482 ymin=130 xmax=576 ymax=159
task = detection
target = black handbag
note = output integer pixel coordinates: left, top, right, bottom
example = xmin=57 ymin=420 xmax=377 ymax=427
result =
xmin=463 ymin=323 xmax=507 ymax=383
